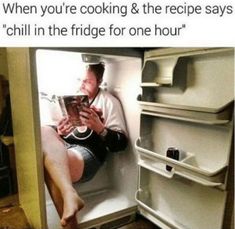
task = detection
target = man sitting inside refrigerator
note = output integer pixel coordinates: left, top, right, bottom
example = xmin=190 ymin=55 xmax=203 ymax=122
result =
xmin=41 ymin=62 xmax=128 ymax=229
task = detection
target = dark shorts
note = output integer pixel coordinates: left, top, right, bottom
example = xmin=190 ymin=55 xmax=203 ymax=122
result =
xmin=66 ymin=144 xmax=101 ymax=183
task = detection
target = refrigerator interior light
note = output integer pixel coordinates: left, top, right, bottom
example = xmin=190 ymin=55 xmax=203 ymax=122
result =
xmin=81 ymin=54 xmax=101 ymax=64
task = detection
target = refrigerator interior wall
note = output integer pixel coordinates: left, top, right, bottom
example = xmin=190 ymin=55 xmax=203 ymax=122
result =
xmin=104 ymin=59 xmax=141 ymax=198
xmin=36 ymin=49 xmax=141 ymax=229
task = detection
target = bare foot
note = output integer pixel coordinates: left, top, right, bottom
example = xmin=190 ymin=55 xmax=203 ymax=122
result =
xmin=62 ymin=217 xmax=78 ymax=229
xmin=60 ymin=189 xmax=85 ymax=227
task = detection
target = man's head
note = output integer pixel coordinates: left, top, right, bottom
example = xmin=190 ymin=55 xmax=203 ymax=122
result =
xmin=80 ymin=63 xmax=105 ymax=99
xmin=87 ymin=63 xmax=105 ymax=84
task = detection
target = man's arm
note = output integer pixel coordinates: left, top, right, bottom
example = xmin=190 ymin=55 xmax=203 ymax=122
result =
xmin=99 ymin=128 xmax=128 ymax=152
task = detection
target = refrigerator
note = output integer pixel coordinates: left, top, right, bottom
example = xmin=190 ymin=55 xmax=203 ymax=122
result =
xmin=7 ymin=47 xmax=234 ymax=229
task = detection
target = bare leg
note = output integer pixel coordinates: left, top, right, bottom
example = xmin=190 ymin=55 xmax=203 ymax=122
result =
xmin=44 ymin=169 xmax=63 ymax=217
xmin=44 ymin=170 xmax=78 ymax=229
xmin=41 ymin=126 xmax=85 ymax=228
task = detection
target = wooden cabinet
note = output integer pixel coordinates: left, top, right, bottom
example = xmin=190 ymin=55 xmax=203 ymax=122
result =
xmin=0 ymin=48 xmax=8 ymax=79
xmin=6 ymin=48 xmax=47 ymax=229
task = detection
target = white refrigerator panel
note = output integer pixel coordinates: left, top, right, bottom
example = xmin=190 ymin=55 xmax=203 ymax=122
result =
xmin=137 ymin=48 xmax=234 ymax=229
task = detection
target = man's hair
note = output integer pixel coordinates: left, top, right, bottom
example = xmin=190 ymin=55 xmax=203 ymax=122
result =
xmin=87 ymin=63 xmax=105 ymax=82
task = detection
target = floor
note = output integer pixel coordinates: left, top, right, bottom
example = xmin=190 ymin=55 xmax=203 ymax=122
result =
xmin=119 ymin=215 xmax=159 ymax=229
xmin=0 ymin=194 xmax=30 ymax=229
xmin=0 ymin=193 xmax=159 ymax=229
xmin=0 ymin=202 xmax=159 ymax=229
xmin=0 ymin=206 xmax=30 ymax=229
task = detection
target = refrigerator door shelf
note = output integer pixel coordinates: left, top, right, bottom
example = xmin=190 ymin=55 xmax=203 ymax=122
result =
xmin=142 ymin=57 xmax=179 ymax=86
xmin=143 ymin=48 xmax=232 ymax=60
xmin=136 ymin=190 xmax=183 ymax=229
xmin=141 ymin=110 xmax=231 ymax=126
xmin=136 ymin=167 xmax=227 ymax=229
xmin=135 ymin=139 xmax=227 ymax=187
xmin=138 ymin=160 xmax=223 ymax=187
xmin=137 ymin=100 xmax=234 ymax=125
xmin=142 ymin=48 xmax=234 ymax=110
xmin=140 ymin=82 xmax=172 ymax=87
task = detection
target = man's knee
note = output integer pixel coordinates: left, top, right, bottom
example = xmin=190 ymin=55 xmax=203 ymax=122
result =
xmin=41 ymin=126 xmax=65 ymax=160
xmin=41 ymin=126 xmax=57 ymax=138
xmin=41 ymin=126 xmax=61 ymax=151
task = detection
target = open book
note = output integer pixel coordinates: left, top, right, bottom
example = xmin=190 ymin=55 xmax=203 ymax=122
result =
xmin=39 ymin=93 xmax=89 ymax=126
xmin=58 ymin=95 xmax=89 ymax=126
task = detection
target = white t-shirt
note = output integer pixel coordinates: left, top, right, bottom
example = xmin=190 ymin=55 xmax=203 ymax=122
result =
xmin=91 ymin=89 xmax=127 ymax=135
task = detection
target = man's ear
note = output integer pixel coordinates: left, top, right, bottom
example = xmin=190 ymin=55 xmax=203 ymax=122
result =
xmin=98 ymin=79 xmax=103 ymax=85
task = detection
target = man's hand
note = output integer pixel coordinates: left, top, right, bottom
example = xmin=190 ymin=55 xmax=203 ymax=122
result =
xmin=57 ymin=117 xmax=75 ymax=136
xmin=79 ymin=106 xmax=105 ymax=134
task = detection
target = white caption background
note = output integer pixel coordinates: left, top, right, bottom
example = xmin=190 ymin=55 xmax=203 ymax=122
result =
xmin=0 ymin=0 xmax=234 ymax=47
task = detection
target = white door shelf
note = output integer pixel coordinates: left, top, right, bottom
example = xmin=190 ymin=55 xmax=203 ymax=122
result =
xmin=138 ymin=100 xmax=234 ymax=126
xmin=141 ymin=57 xmax=188 ymax=88
xmin=137 ymin=99 xmax=234 ymax=113
xmin=135 ymin=189 xmax=183 ymax=229
xmin=137 ymin=112 xmax=233 ymax=189
xmin=140 ymin=82 xmax=172 ymax=87
xmin=142 ymin=57 xmax=177 ymax=86
xmin=140 ymin=49 xmax=234 ymax=109
xmin=143 ymin=48 xmax=232 ymax=59
xmin=135 ymin=139 xmax=227 ymax=187
xmin=136 ymin=167 xmax=227 ymax=229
